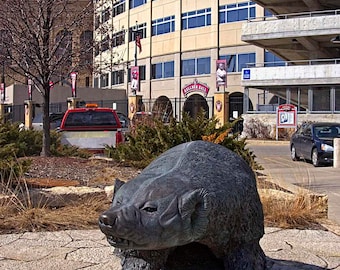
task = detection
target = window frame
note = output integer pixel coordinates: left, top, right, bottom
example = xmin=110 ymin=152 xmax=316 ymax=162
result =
xmin=219 ymin=1 xmax=256 ymax=23
xmin=181 ymin=57 xmax=211 ymax=76
xmin=152 ymin=15 xmax=175 ymax=36
xmin=182 ymin=8 xmax=211 ymax=30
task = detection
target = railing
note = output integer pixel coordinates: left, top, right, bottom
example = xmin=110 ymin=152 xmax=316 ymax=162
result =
xmin=246 ymin=58 xmax=340 ymax=68
xmin=247 ymin=9 xmax=340 ymax=22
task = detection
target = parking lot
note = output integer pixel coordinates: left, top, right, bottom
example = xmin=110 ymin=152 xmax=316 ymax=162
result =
xmin=247 ymin=140 xmax=340 ymax=225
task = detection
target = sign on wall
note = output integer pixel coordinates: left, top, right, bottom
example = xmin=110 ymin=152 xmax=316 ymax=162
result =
xmin=182 ymin=79 xmax=209 ymax=98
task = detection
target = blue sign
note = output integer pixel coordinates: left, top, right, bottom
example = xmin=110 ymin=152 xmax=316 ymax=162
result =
xmin=243 ymin=69 xmax=250 ymax=80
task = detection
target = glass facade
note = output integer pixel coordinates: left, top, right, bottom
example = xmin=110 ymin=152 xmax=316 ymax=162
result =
xmin=152 ymin=16 xmax=175 ymax=36
xmin=182 ymin=8 xmax=211 ymax=30
xmin=181 ymin=57 xmax=211 ymax=76
xmin=219 ymin=1 xmax=255 ymax=23
xmin=152 ymin=61 xmax=174 ymax=79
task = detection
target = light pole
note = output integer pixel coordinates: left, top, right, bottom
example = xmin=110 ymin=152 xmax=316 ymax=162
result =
xmin=131 ymin=21 xmax=141 ymax=95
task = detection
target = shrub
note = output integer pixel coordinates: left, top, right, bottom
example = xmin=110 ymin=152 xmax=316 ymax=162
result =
xmin=106 ymin=111 xmax=261 ymax=170
xmin=0 ymin=121 xmax=91 ymax=181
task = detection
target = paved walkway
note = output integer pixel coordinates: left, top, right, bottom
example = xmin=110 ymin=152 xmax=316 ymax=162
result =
xmin=0 ymin=227 xmax=339 ymax=269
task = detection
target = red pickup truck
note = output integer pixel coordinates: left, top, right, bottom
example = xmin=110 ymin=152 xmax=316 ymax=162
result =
xmin=59 ymin=106 xmax=124 ymax=153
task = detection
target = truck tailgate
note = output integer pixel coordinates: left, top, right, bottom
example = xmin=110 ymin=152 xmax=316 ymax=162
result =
xmin=60 ymin=131 xmax=118 ymax=150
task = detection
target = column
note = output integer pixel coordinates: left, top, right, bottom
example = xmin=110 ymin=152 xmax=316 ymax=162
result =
xmin=214 ymin=91 xmax=229 ymax=128
xmin=67 ymin=97 xmax=80 ymax=109
xmin=24 ymin=100 xmax=34 ymax=129
xmin=128 ymin=94 xmax=143 ymax=120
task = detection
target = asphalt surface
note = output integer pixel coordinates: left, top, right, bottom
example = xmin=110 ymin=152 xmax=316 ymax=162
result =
xmin=0 ymin=140 xmax=339 ymax=269
xmin=247 ymin=140 xmax=340 ymax=225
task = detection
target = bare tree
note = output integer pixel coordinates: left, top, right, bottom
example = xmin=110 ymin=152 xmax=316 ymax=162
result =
xmin=0 ymin=0 xmax=93 ymax=156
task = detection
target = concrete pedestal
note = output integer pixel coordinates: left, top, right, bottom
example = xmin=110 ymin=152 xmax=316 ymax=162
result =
xmin=128 ymin=95 xmax=143 ymax=120
xmin=67 ymin=97 xmax=80 ymax=109
xmin=24 ymin=100 xmax=34 ymax=129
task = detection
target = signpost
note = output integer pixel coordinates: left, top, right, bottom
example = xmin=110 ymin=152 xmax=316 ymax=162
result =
xmin=276 ymin=104 xmax=297 ymax=140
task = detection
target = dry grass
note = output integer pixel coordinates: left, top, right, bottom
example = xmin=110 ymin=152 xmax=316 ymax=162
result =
xmin=0 ymin=170 xmax=328 ymax=234
xmin=260 ymin=190 xmax=326 ymax=230
xmin=0 ymin=196 xmax=110 ymax=234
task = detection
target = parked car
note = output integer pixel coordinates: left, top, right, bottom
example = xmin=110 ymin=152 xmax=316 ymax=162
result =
xmin=59 ymin=105 xmax=123 ymax=153
xmin=32 ymin=112 xmax=65 ymax=130
xmin=290 ymin=122 xmax=340 ymax=166
xmin=116 ymin=112 xmax=130 ymax=138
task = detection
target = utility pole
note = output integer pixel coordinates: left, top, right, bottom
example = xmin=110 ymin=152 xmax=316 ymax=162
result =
xmin=131 ymin=21 xmax=140 ymax=95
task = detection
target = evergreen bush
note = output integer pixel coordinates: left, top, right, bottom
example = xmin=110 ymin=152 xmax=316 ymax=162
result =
xmin=106 ymin=111 xmax=261 ymax=170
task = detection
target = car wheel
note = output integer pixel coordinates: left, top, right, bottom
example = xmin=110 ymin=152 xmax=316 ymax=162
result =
xmin=311 ymin=148 xmax=320 ymax=167
xmin=291 ymin=145 xmax=299 ymax=161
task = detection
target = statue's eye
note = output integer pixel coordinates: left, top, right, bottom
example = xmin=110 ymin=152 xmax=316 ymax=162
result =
xmin=142 ymin=204 xmax=157 ymax=212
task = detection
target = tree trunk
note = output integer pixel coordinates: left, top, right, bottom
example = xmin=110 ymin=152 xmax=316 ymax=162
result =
xmin=40 ymin=85 xmax=51 ymax=157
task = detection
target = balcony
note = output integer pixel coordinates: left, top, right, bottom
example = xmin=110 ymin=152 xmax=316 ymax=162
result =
xmin=241 ymin=10 xmax=340 ymax=61
xmin=241 ymin=59 xmax=340 ymax=88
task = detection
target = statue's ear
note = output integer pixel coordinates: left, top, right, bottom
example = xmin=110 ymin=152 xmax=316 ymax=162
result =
xmin=113 ymin=178 xmax=125 ymax=197
xmin=179 ymin=189 xmax=210 ymax=237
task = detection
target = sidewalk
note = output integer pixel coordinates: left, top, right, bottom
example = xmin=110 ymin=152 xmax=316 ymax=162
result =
xmin=0 ymin=227 xmax=339 ymax=269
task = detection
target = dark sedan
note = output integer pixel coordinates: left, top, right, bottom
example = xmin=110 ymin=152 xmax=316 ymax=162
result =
xmin=290 ymin=122 xmax=340 ymax=167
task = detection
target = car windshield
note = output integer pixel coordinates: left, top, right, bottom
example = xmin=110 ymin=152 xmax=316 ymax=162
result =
xmin=64 ymin=111 xmax=118 ymax=127
xmin=314 ymin=125 xmax=340 ymax=138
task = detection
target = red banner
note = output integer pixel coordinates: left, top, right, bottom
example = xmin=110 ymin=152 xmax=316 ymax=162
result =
xmin=130 ymin=66 xmax=139 ymax=92
xmin=70 ymin=72 xmax=77 ymax=97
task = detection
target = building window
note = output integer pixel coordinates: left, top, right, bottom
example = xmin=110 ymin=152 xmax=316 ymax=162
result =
xmin=335 ymin=88 xmax=340 ymax=111
xmin=219 ymin=1 xmax=256 ymax=23
xmin=111 ymin=70 xmax=124 ymax=85
xmin=264 ymin=8 xmax=274 ymax=18
xmin=95 ymin=15 xmax=100 ymax=30
xmin=94 ymin=77 xmax=99 ymax=88
xmin=85 ymin=77 xmax=90 ymax=87
xmin=113 ymin=0 xmax=125 ymax=17
xmin=220 ymin=53 xmax=255 ymax=72
xmin=112 ymin=30 xmax=125 ymax=47
xmin=182 ymin=8 xmax=211 ymax=30
xmin=100 ymin=73 xmax=109 ymax=87
xmin=152 ymin=16 xmax=175 ymax=36
xmin=95 ymin=44 xmax=100 ymax=57
xmin=55 ymin=30 xmax=72 ymax=66
xmin=102 ymin=8 xmax=110 ymax=23
xmin=129 ymin=23 xmax=147 ymax=41
xmin=101 ymin=35 xmax=110 ymax=52
xmin=151 ymin=61 xmax=174 ymax=79
xmin=129 ymin=0 xmax=147 ymax=9
xmin=181 ymin=57 xmax=211 ymax=76
xmin=128 ymin=65 xmax=146 ymax=81
xmin=313 ymin=87 xmax=331 ymax=111
xmin=80 ymin=30 xmax=93 ymax=66
xmin=264 ymin=51 xmax=285 ymax=67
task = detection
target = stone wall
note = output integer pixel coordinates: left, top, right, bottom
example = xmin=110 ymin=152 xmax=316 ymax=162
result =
xmin=241 ymin=113 xmax=340 ymax=139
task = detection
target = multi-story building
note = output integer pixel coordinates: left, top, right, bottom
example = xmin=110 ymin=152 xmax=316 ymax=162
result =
xmin=94 ymin=0 xmax=340 ymax=129
xmin=241 ymin=0 xmax=340 ymax=134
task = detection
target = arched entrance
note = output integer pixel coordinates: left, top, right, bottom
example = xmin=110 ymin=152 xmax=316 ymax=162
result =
xmin=183 ymin=94 xmax=209 ymax=118
xmin=152 ymin=96 xmax=173 ymax=123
